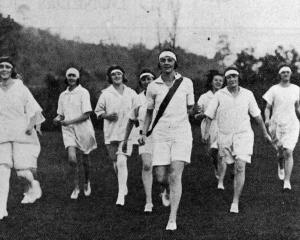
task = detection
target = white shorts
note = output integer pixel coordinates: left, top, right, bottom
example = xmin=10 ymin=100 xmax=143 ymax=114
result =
xmin=0 ymin=142 xmax=40 ymax=169
xmin=218 ymin=131 xmax=253 ymax=164
xmin=269 ymin=120 xmax=299 ymax=151
xmin=152 ymin=140 xmax=192 ymax=166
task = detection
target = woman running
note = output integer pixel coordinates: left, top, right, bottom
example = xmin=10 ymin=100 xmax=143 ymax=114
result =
xmin=123 ymin=69 xmax=156 ymax=212
xmin=95 ymin=65 xmax=137 ymax=206
xmin=263 ymin=65 xmax=300 ymax=190
xmin=0 ymin=56 xmax=44 ymax=219
xmin=54 ymin=67 xmax=97 ymax=199
xmin=203 ymin=67 xmax=271 ymax=213
xmin=195 ymin=70 xmax=224 ymax=185
xmin=140 ymin=50 xmax=195 ymax=230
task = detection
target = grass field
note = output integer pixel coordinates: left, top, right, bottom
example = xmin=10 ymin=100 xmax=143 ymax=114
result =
xmin=0 ymin=126 xmax=299 ymax=240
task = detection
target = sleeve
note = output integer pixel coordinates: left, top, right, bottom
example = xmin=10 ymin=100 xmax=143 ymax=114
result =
xmin=197 ymin=94 xmax=205 ymax=107
xmin=24 ymin=86 xmax=43 ymax=119
xmin=94 ymin=92 xmax=106 ymax=117
xmin=248 ymin=92 xmax=261 ymax=117
xmin=146 ymin=83 xmax=155 ymax=110
xmin=81 ymin=89 xmax=93 ymax=114
xmin=57 ymin=94 xmax=64 ymax=116
xmin=204 ymin=95 xmax=219 ymax=120
xmin=186 ymin=79 xmax=195 ymax=106
xmin=262 ymin=87 xmax=274 ymax=105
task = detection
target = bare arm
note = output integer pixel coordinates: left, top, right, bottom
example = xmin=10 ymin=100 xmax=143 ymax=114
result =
xmin=295 ymin=94 xmax=300 ymax=121
xmin=201 ymin=116 xmax=212 ymax=143
xmin=264 ymin=103 xmax=272 ymax=127
xmin=253 ymin=115 xmax=271 ymax=143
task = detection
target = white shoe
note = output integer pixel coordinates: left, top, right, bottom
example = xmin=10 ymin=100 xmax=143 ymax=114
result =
xmin=144 ymin=203 xmax=153 ymax=213
xmin=70 ymin=188 xmax=80 ymax=199
xmin=166 ymin=220 xmax=177 ymax=231
xmin=32 ymin=180 xmax=42 ymax=201
xmin=230 ymin=203 xmax=239 ymax=213
xmin=278 ymin=164 xmax=285 ymax=180
xmin=21 ymin=193 xmax=34 ymax=204
xmin=84 ymin=182 xmax=91 ymax=196
xmin=116 ymin=193 xmax=125 ymax=206
xmin=217 ymin=182 xmax=224 ymax=190
xmin=161 ymin=189 xmax=170 ymax=207
xmin=283 ymin=181 xmax=291 ymax=190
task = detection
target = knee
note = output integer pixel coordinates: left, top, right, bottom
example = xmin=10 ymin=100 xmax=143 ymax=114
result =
xmin=143 ymin=163 xmax=152 ymax=172
xmin=116 ymin=155 xmax=127 ymax=169
xmin=234 ymin=162 xmax=245 ymax=175
xmin=156 ymin=172 xmax=165 ymax=183
xmin=169 ymin=170 xmax=180 ymax=185
xmin=283 ymin=149 xmax=292 ymax=159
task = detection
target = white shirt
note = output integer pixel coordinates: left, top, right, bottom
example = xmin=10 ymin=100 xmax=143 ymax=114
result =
xmin=95 ymin=84 xmax=137 ymax=144
xmin=57 ymin=84 xmax=92 ymax=120
xmin=146 ymin=73 xmax=194 ymax=129
xmin=197 ymin=90 xmax=214 ymax=111
xmin=205 ymin=87 xmax=261 ymax=135
xmin=263 ymin=83 xmax=299 ymax=128
xmin=0 ymin=79 xmax=44 ymax=144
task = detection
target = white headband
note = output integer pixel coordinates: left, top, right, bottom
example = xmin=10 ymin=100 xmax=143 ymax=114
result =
xmin=225 ymin=69 xmax=239 ymax=77
xmin=159 ymin=51 xmax=177 ymax=61
xmin=139 ymin=73 xmax=154 ymax=79
xmin=66 ymin=68 xmax=80 ymax=78
xmin=110 ymin=69 xmax=123 ymax=75
xmin=278 ymin=66 xmax=292 ymax=74
xmin=0 ymin=62 xmax=13 ymax=68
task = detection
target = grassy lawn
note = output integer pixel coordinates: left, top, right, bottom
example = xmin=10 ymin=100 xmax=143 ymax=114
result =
xmin=0 ymin=126 xmax=299 ymax=240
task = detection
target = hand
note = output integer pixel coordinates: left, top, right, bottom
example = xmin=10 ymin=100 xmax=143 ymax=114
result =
xmin=60 ymin=120 xmax=70 ymax=126
xmin=122 ymin=140 xmax=128 ymax=153
xmin=194 ymin=113 xmax=203 ymax=120
xmin=25 ymin=126 xmax=33 ymax=135
xmin=264 ymin=133 xmax=272 ymax=144
xmin=138 ymin=135 xmax=147 ymax=146
xmin=104 ymin=113 xmax=118 ymax=122
xmin=36 ymin=125 xmax=43 ymax=136
xmin=53 ymin=115 xmax=64 ymax=126
xmin=264 ymin=119 xmax=270 ymax=129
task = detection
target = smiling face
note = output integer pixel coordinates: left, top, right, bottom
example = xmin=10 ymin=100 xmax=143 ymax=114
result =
xmin=212 ymin=75 xmax=224 ymax=91
xmin=140 ymin=75 xmax=154 ymax=90
xmin=110 ymin=70 xmax=124 ymax=86
xmin=226 ymin=74 xmax=239 ymax=88
xmin=159 ymin=56 xmax=176 ymax=74
xmin=66 ymin=73 xmax=78 ymax=87
xmin=0 ymin=62 xmax=13 ymax=80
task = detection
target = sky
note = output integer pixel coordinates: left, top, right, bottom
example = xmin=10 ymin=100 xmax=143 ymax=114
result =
xmin=2 ymin=0 xmax=300 ymax=58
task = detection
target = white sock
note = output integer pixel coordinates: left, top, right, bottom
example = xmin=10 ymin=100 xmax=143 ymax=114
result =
xmin=0 ymin=165 xmax=11 ymax=213
xmin=116 ymin=154 xmax=128 ymax=195
xmin=17 ymin=169 xmax=34 ymax=183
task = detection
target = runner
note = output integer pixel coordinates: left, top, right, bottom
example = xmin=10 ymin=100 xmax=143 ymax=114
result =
xmin=0 ymin=56 xmax=44 ymax=219
xmin=195 ymin=70 xmax=224 ymax=184
xmin=54 ymin=67 xmax=97 ymax=199
xmin=140 ymin=50 xmax=194 ymax=230
xmin=95 ymin=65 xmax=137 ymax=206
xmin=123 ymin=69 xmax=156 ymax=212
xmin=263 ymin=65 xmax=300 ymax=190
xmin=203 ymin=67 xmax=271 ymax=213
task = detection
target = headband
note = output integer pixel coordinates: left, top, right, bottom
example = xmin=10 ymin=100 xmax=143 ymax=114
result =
xmin=225 ymin=69 xmax=239 ymax=77
xmin=0 ymin=62 xmax=13 ymax=68
xmin=139 ymin=73 xmax=154 ymax=79
xmin=278 ymin=66 xmax=292 ymax=74
xmin=66 ymin=68 xmax=80 ymax=78
xmin=110 ymin=69 xmax=123 ymax=75
xmin=159 ymin=51 xmax=177 ymax=61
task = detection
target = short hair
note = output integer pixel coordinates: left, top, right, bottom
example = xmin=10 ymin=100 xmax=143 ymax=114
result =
xmin=0 ymin=56 xmax=17 ymax=78
xmin=205 ymin=70 xmax=224 ymax=91
xmin=157 ymin=48 xmax=178 ymax=69
xmin=139 ymin=68 xmax=156 ymax=80
xmin=106 ymin=65 xmax=128 ymax=84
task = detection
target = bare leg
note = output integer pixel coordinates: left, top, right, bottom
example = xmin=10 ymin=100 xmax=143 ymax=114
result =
xmin=283 ymin=149 xmax=293 ymax=189
xmin=82 ymin=154 xmax=91 ymax=184
xmin=116 ymin=154 xmax=128 ymax=205
xmin=141 ymin=153 xmax=153 ymax=205
xmin=168 ymin=161 xmax=185 ymax=225
xmin=217 ymin=157 xmax=227 ymax=190
xmin=0 ymin=164 xmax=11 ymax=218
xmin=231 ymin=160 xmax=246 ymax=213
xmin=68 ymin=147 xmax=79 ymax=191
